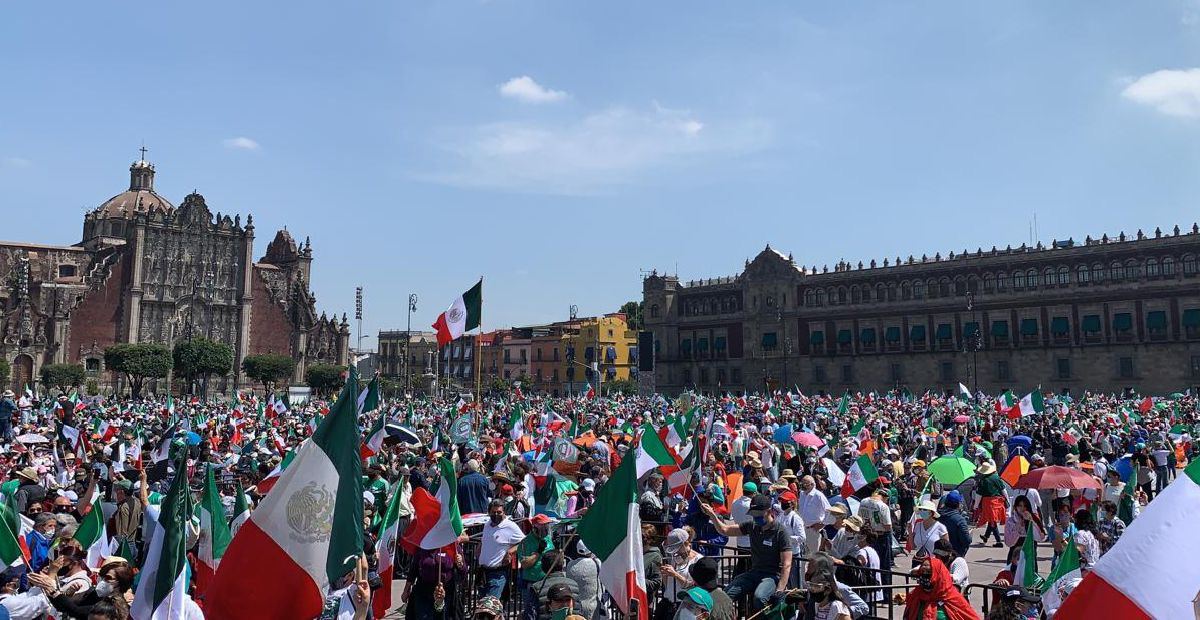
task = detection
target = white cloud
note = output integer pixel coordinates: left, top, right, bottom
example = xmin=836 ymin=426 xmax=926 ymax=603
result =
xmin=1121 ymin=68 xmax=1200 ymax=118
xmin=1 ymin=157 xmax=30 ymax=168
xmin=222 ymin=137 xmax=261 ymax=151
xmin=498 ymin=76 xmax=568 ymax=104
xmin=420 ymin=103 xmax=770 ymax=194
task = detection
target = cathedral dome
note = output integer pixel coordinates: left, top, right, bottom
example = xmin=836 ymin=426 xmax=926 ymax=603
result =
xmin=93 ymin=159 xmax=174 ymax=218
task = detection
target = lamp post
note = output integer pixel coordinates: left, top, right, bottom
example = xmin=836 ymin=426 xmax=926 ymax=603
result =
xmin=405 ymin=293 xmax=418 ymax=397
xmin=965 ymin=292 xmax=983 ymax=396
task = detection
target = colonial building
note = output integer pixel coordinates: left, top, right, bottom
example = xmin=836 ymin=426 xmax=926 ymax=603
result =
xmin=0 ymin=156 xmax=349 ymax=393
xmin=377 ymin=330 xmax=438 ymax=387
xmin=643 ymin=228 xmax=1200 ymax=396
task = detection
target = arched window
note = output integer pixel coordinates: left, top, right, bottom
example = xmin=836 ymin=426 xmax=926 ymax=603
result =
xmin=650 ymin=304 xmax=660 ymax=318
xmin=1185 ymin=254 xmax=1199 ymax=276
xmin=1043 ymin=267 xmax=1055 ymax=286
xmin=837 ymin=287 xmax=847 ymax=304
xmin=804 ymin=290 xmax=815 ymax=307
xmin=967 ymin=275 xmax=979 ymax=294
xmin=1027 ymin=268 xmax=1039 ymax=288
xmin=1163 ymin=257 xmax=1176 ymax=276
xmin=1057 ymin=265 xmax=1069 ymax=285
xmin=939 ymin=278 xmax=950 ymax=297
xmin=1014 ymin=270 xmax=1026 ymax=289
xmin=1077 ymin=264 xmax=1090 ymax=284
xmin=901 ymin=282 xmax=911 ymax=300
xmin=982 ymin=274 xmax=994 ymax=293
xmin=927 ymin=279 xmax=939 ymax=298
xmin=1092 ymin=263 xmax=1105 ymax=283
xmin=953 ymin=277 xmax=965 ymax=295
xmin=1146 ymin=258 xmax=1160 ymax=278
xmin=1109 ymin=261 xmax=1122 ymax=282
xmin=1125 ymin=259 xmax=1141 ymax=281
xmin=997 ymin=272 xmax=1009 ymax=291
xmin=816 ymin=289 xmax=826 ymax=306
xmin=851 ymin=286 xmax=862 ymax=304
xmin=887 ymin=283 xmax=897 ymax=301
xmin=913 ymin=280 xmax=925 ymax=299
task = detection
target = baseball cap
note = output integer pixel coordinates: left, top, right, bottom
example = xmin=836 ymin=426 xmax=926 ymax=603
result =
xmin=944 ymin=490 xmax=963 ymax=507
xmin=547 ymin=583 xmax=576 ymax=602
xmin=472 ymin=596 xmax=504 ymax=619
xmin=679 ymin=587 xmax=713 ymax=611
xmin=1002 ymin=586 xmax=1040 ymax=603
xmin=749 ymin=494 xmax=772 ymax=512
xmin=742 ymin=481 xmax=758 ymax=493
xmin=663 ymin=528 xmax=689 ymax=554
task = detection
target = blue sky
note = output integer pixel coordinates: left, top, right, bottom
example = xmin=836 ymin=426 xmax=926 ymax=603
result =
xmin=4 ymin=2 xmax=1200 ymax=345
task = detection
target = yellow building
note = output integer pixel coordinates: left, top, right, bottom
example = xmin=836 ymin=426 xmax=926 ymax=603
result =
xmin=562 ymin=313 xmax=639 ymax=394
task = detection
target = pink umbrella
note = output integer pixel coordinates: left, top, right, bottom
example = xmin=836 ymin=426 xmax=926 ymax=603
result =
xmin=791 ymin=432 xmax=826 ymax=448
xmin=1013 ymin=466 xmax=1101 ymax=491
xmin=953 ymin=415 xmax=970 ymax=424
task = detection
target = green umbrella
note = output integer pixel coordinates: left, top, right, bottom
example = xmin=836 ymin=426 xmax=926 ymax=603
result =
xmin=927 ymin=456 xmax=977 ymax=486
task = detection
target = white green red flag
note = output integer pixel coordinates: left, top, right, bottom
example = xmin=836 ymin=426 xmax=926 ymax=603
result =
xmin=1014 ymin=521 xmax=1039 ymax=587
xmin=995 ymin=390 xmax=1017 ymax=414
xmin=578 ymin=451 xmax=648 ymax=619
xmin=357 ymin=374 xmax=380 ymax=415
xmin=1012 ymin=391 xmax=1045 ymax=419
xmin=75 ymin=483 xmax=110 ymax=570
xmin=205 ymin=368 xmax=364 ymax=619
xmin=1055 ymin=459 xmax=1200 ymax=619
xmin=373 ymin=481 xmax=404 ymax=618
xmin=1040 ymin=525 xmax=1080 ymax=615
xmin=229 ymin=480 xmax=250 ymax=539
xmin=634 ymin=423 xmax=678 ymax=479
xmin=195 ymin=465 xmax=232 ymax=597
xmin=0 ymin=490 xmax=30 ymax=568
xmin=360 ymin=413 xmax=387 ymax=459
xmin=507 ymin=406 xmax=525 ymax=442
xmin=130 ymin=452 xmax=197 ymax=620
xmin=432 ymin=280 xmax=482 ymax=346
xmin=840 ymin=455 xmax=878 ymax=498
xmin=401 ymin=457 xmax=463 ymax=553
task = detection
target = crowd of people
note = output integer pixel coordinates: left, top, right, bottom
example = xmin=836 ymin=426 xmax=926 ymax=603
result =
xmin=0 ymin=382 xmax=1193 ymax=619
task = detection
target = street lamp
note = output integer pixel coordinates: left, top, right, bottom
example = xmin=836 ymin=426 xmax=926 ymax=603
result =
xmin=965 ymin=292 xmax=983 ymax=395
xmin=405 ymin=294 xmax=418 ymax=398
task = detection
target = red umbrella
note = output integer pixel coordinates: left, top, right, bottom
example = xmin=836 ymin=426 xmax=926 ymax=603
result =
xmin=1013 ymin=466 xmax=1101 ymax=491
xmin=791 ymin=432 xmax=826 ymax=448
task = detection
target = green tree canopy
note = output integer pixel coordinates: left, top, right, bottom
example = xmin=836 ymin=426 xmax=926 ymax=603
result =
xmin=305 ymin=364 xmax=346 ymax=397
xmin=173 ymin=337 xmax=234 ymax=396
xmin=40 ymin=363 xmax=85 ymax=393
xmin=618 ymin=301 xmax=643 ymax=330
xmin=104 ymin=342 xmax=172 ymax=397
xmin=241 ymin=353 xmax=297 ymax=392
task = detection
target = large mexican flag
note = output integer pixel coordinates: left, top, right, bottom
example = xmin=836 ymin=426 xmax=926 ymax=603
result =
xmin=130 ymin=452 xmax=196 ymax=619
xmin=1055 ymin=459 xmax=1200 ymax=619
xmin=194 ymin=464 xmax=232 ymax=597
xmin=577 ymin=452 xmax=648 ymax=619
xmin=373 ymin=482 xmax=404 ymax=618
xmin=432 ymin=280 xmax=482 ymax=346
xmin=205 ymin=370 xmax=364 ymax=619
xmin=401 ymin=457 xmax=463 ymax=552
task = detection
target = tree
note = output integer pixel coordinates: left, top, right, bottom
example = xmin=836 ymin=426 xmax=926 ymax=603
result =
xmin=172 ymin=337 xmax=234 ymax=397
xmin=618 ymin=301 xmax=644 ymax=331
xmin=604 ymin=378 xmax=639 ymax=396
xmin=104 ymin=343 xmax=172 ymax=397
xmin=305 ymin=364 xmax=346 ymax=397
xmin=241 ymin=354 xmax=297 ymax=393
xmin=0 ymin=358 xmax=9 ymax=386
xmin=40 ymin=364 xmax=85 ymax=393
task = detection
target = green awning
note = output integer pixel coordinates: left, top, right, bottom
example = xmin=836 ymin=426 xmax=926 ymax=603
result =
xmin=1113 ymin=313 xmax=1133 ymax=331
xmin=1185 ymin=308 xmax=1200 ymax=327
xmin=885 ymin=326 xmax=901 ymax=342
xmin=991 ymin=321 xmax=1009 ymax=337
xmin=861 ymin=328 xmax=877 ymax=343
xmin=963 ymin=322 xmax=980 ymax=338
xmin=1051 ymin=317 xmax=1069 ymax=335
xmin=680 ymin=339 xmax=692 ymax=353
xmin=809 ymin=331 xmax=824 ymax=345
xmin=762 ymin=332 xmax=778 ymax=347
xmin=837 ymin=329 xmax=852 ymax=344
xmin=1147 ymin=310 xmax=1167 ymax=330
xmin=697 ymin=337 xmax=709 ymax=351
xmin=1021 ymin=318 xmax=1039 ymax=336
xmin=936 ymin=323 xmax=952 ymax=340
xmin=714 ymin=336 xmax=727 ymax=350
xmin=911 ymin=325 xmax=927 ymax=341
xmin=1082 ymin=315 xmax=1101 ymax=333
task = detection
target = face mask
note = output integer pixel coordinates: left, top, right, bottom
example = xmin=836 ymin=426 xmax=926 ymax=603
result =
xmin=917 ymin=510 xmax=931 ymax=520
xmin=95 ymin=581 xmax=115 ymax=598
xmin=753 ymin=516 xmax=766 ymax=526
xmin=489 ymin=515 xmax=503 ymax=526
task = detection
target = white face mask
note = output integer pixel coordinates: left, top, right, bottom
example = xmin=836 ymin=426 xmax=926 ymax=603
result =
xmin=95 ymin=581 xmax=115 ymax=598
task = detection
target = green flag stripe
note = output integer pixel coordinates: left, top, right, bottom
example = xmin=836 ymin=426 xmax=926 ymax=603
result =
xmin=1184 ymin=458 xmax=1200 ymax=486
xmin=461 ymin=280 xmax=482 ymax=330
xmin=152 ymin=452 xmax=191 ymax=612
xmin=577 ymin=451 xmax=637 ymax=561
xmin=312 ymin=365 xmax=365 ymax=585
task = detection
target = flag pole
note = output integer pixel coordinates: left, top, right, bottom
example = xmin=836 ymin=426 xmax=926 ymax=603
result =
xmin=475 ymin=277 xmax=484 ymax=408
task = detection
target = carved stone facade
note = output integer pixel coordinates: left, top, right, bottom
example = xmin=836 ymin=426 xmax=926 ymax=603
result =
xmin=644 ymin=230 xmax=1200 ymax=397
xmin=0 ymin=158 xmax=349 ymax=393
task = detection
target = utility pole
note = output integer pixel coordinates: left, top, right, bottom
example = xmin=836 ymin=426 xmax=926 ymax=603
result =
xmin=354 ymin=286 xmax=364 ymax=355
xmin=405 ymin=293 xmax=417 ymax=397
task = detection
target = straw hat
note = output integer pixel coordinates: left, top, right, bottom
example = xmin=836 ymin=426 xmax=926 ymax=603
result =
xmin=976 ymin=462 xmax=997 ymax=475
xmin=779 ymin=469 xmax=798 ymax=481
xmin=916 ymin=500 xmax=940 ymax=518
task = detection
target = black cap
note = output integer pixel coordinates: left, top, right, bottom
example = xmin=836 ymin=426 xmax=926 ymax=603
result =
xmin=547 ymin=583 xmax=575 ymax=601
xmin=749 ymin=494 xmax=772 ymax=512
xmin=1002 ymin=586 xmax=1040 ymax=603
xmin=688 ymin=556 xmax=720 ymax=589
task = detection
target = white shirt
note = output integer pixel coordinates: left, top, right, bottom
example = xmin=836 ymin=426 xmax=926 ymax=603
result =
xmin=479 ymin=517 xmax=526 ymax=568
xmin=813 ymin=599 xmax=850 ymax=620
xmin=730 ymin=496 xmax=753 ymax=548
xmin=910 ymin=520 xmax=947 ymax=557
xmin=949 ymin=556 xmax=970 ymax=589
xmin=857 ymin=497 xmax=892 ymax=533
xmin=777 ymin=509 xmax=806 ymax=554
xmin=0 ymin=588 xmax=53 ymax=620
xmin=797 ymin=489 xmax=830 ymax=529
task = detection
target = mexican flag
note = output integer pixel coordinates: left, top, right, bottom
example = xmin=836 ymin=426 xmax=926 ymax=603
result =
xmin=130 ymin=452 xmax=197 ymax=619
xmin=995 ymin=390 xmax=1017 ymax=414
xmin=1055 ymin=459 xmax=1200 ymax=619
xmin=229 ymin=480 xmax=251 ymax=539
xmin=75 ymin=484 xmax=111 ymax=569
xmin=635 ymin=423 xmax=678 ymax=479
xmin=957 ymin=382 xmax=971 ymax=399
xmin=841 ymin=455 xmax=879 ymax=498
xmin=360 ymin=413 xmax=387 ymax=459
xmin=401 ymin=457 xmax=463 ymax=553
xmin=373 ymin=483 xmax=404 ymax=618
xmin=357 ymin=374 xmax=380 ymax=415
xmin=432 ymin=280 xmax=482 ymax=346
xmin=1040 ymin=527 xmax=1080 ymax=615
xmin=507 ymin=406 xmax=525 ymax=441
xmin=1012 ymin=391 xmax=1045 ymax=418
xmin=205 ymin=370 xmax=364 ymax=620
xmin=1014 ymin=522 xmax=1039 ymax=587
xmin=837 ymin=392 xmax=851 ymax=415
xmin=0 ymin=491 xmax=30 ymax=568
xmin=577 ymin=452 xmax=648 ymax=619
xmin=195 ymin=465 xmax=232 ymax=597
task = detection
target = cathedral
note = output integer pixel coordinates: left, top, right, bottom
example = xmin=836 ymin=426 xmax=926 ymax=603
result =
xmin=0 ymin=155 xmax=349 ymax=394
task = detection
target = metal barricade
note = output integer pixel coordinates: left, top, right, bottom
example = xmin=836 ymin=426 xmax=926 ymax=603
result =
xmin=962 ymin=582 xmax=1007 ymax=618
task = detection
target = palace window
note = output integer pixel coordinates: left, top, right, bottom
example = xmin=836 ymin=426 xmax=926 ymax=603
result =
xmin=1057 ymin=358 xmax=1071 ymax=380
xmin=1146 ymin=259 xmax=1160 ymax=278
xmin=761 ymin=332 xmax=778 ymax=351
xmin=1163 ymin=257 xmax=1176 ymax=276
xmin=940 ymin=361 xmax=954 ymax=382
xmin=935 ymin=323 xmax=953 ymax=350
xmin=885 ymin=326 xmax=902 ymax=352
xmin=996 ymin=272 xmax=1009 ymax=291
xmin=1184 ymin=255 xmax=1199 ymax=276
xmin=913 ymin=280 xmax=925 ymax=299
xmin=1026 ymin=269 xmax=1039 ymax=289
xmin=910 ymin=325 xmax=927 ymax=351
xmin=1119 ymin=357 xmax=1135 ymax=379
xmin=810 ymin=331 xmax=825 ymax=354
xmin=1113 ymin=312 xmax=1134 ymax=342
xmin=1057 ymin=266 xmax=1069 ymax=285
xmin=1020 ymin=318 xmax=1039 ymax=344
xmin=1125 ymin=260 xmax=1142 ymax=281
xmin=836 ymin=329 xmax=852 ymax=353
xmin=1183 ymin=309 xmax=1200 ymax=339
xmin=1051 ymin=316 xmax=1070 ymax=344
xmin=1110 ymin=261 xmax=1123 ymax=282
xmin=997 ymin=360 xmax=1012 ymax=382
xmin=813 ymin=365 xmax=827 ymax=383
xmin=58 ymin=264 xmax=76 ymax=278
xmin=1147 ymin=310 xmax=1168 ymax=341
xmin=1082 ymin=314 xmax=1103 ymax=343
xmin=650 ymin=304 xmax=660 ymax=318
xmin=1013 ymin=270 xmax=1026 ymax=289
xmin=991 ymin=320 xmax=1010 ymax=347
xmin=860 ymin=328 xmax=877 ymax=352
xmin=841 ymin=364 xmax=853 ymax=383
xmin=1077 ymin=265 xmax=1090 ymax=285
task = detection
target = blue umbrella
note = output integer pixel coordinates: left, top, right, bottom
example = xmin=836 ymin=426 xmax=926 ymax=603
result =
xmin=772 ymin=423 xmax=795 ymax=444
xmin=184 ymin=431 xmax=201 ymax=446
xmin=816 ymin=406 xmax=830 ymax=414
xmin=1113 ymin=455 xmax=1133 ymax=482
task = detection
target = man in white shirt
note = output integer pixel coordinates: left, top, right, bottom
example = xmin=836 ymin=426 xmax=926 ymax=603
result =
xmin=775 ymin=491 xmax=807 ymax=588
xmin=857 ymin=487 xmax=894 ymax=582
xmin=796 ymin=476 xmax=829 ymax=560
xmin=478 ymin=499 xmax=526 ymax=598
